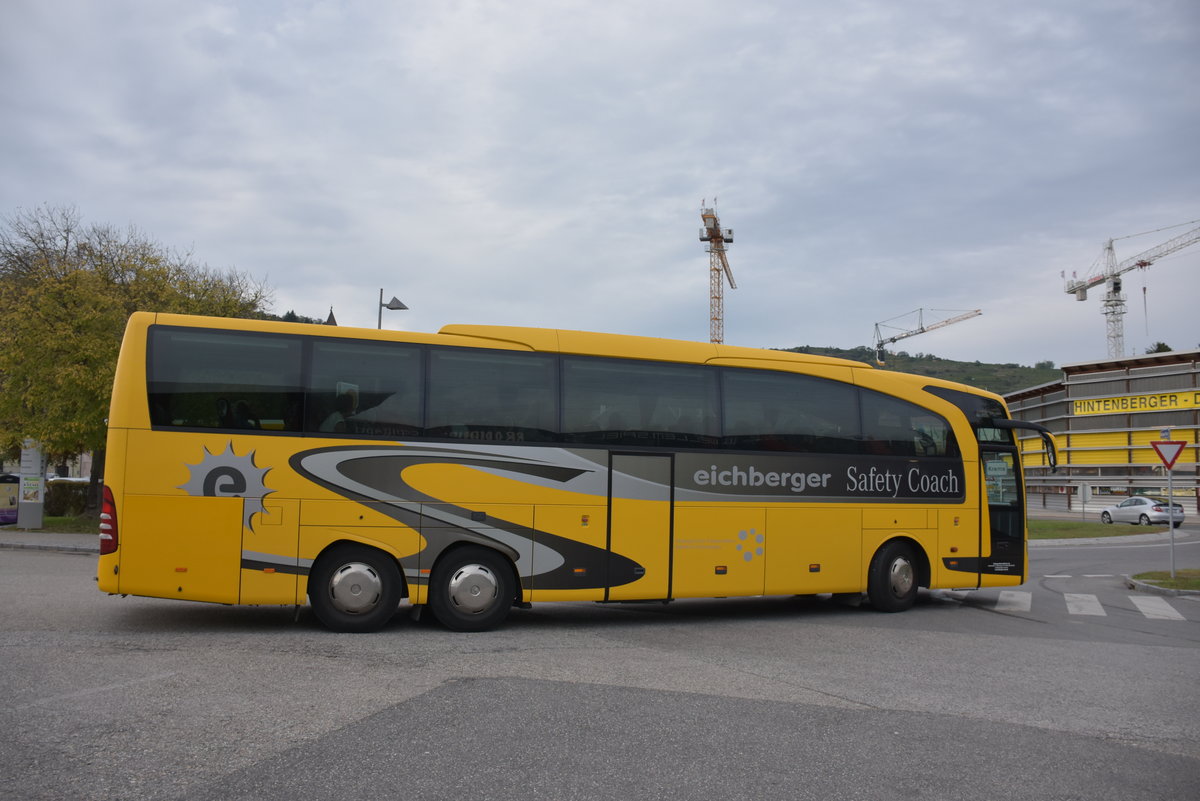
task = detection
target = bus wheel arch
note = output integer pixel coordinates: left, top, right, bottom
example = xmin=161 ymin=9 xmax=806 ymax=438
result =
xmin=866 ymin=537 xmax=926 ymax=613
xmin=308 ymin=542 xmax=405 ymax=633
xmin=427 ymin=544 xmax=519 ymax=632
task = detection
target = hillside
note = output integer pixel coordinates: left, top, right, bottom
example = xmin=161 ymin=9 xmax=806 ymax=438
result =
xmin=784 ymin=346 xmax=1061 ymax=396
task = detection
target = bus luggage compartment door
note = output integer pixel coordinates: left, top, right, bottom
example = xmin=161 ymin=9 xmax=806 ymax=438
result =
xmin=607 ymin=453 xmax=672 ymax=601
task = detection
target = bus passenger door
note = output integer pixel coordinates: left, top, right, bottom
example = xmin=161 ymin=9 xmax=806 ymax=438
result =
xmin=607 ymin=453 xmax=672 ymax=601
xmin=980 ymin=449 xmax=1025 ymax=583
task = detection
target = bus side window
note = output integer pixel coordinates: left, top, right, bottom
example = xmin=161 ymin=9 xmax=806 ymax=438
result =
xmin=721 ymin=369 xmax=860 ymax=453
xmin=860 ymin=390 xmax=958 ymax=458
xmin=562 ymin=357 xmax=718 ymax=447
xmin=307 ymin=340 xmax=423 ymax=438
xmin=147 ymin=327 xmax=303 ymax=431
xmin=427 ymin=347 xmax=557 ymax=442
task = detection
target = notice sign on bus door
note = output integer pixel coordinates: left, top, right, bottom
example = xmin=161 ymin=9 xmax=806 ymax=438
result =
xmin=1150 ymin=441 xmax=1186 ymax=469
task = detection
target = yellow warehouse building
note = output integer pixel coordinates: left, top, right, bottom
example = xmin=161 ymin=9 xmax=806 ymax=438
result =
xmin=1005 ymin=349 xmax=1199 ymax=515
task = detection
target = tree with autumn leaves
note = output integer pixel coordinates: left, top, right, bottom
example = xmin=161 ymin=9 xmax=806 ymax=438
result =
xmin=0 ymin=206 xmax=272 ymax=493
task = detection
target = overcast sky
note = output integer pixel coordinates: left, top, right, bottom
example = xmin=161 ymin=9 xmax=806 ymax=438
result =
xmin=3 ymin=0 xmax=1197 ymax=368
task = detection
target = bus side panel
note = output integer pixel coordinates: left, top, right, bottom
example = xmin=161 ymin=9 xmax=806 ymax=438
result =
xmin=607 ymin=495 xmax=671 ymax=601
xmin=119 ymin=494 xmax=243 ymax=603
xmin=240 ymin=498 xmax=299 ymax=605
xmin=529 ymin=504 xmax=608 ymax=602
xmin=672 ymin=506 xmax=765 ymax=598
xmin=420 ymin=503 xmax=535 ymax=599
xmin=861 ymin=519 xmax=936 ymax=591
xmin=763 ymin=507 xmax=862 ymax=594
xmin=934 ymin=508 xmax=981 ymax=589
xmin=978 ymin=571 xmax=1025 ymax=588
xmin=298 ymin=500 xmax=426 ymax=604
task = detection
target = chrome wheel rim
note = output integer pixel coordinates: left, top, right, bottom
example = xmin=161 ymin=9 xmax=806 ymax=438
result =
xmin=889 ymin=557 xmax=914 ymax=597
xmin=447 ymin=563 xmax=499 ymax=614
xmin=328 ymin=562 xmax=383 ymax=615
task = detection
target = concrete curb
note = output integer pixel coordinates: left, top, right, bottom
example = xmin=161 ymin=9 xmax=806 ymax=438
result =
xmin=1029 ymin=528 xmax=1196 ymax=547
xmin=1123 ymin=575 xmax=1200 ymax=597
xmin=0 ymin=540 xmax=98 ymax=555
xmin=0 ymin=527 xmax=99 ymax=555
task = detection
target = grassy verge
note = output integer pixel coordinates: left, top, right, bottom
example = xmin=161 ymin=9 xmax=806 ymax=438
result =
xmin=3 ymin=515 xmax=99 ymax=534
xmin=1027 ymin=519 xmax=1168 ymax=539
xmin=1131 ymin=569 xmax=1200 ymax=592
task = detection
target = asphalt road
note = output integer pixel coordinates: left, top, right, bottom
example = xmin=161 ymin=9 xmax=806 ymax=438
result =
xmin=1 ymin=533 xmax=1197 ymax=801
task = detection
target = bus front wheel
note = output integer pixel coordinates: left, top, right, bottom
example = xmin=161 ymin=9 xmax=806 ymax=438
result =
xmin=309 ymin=544 xmax=403 ymax=633
xmin=867 ymin=541 xmax=918 ymax=613
xmin=428 ymin=546 xmax=516 ymax=632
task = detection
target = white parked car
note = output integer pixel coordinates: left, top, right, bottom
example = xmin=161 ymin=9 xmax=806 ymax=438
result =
xmin=1099 ymin=496 xmax=1185 ymax=527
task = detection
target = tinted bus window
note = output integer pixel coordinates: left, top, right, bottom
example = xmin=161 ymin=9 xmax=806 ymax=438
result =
xmin=148 ymin=327 xmax=304 ymax=431
xmin=924 ymin=385 xmax=1015 ymax=445
xmin=861 ymin=390 xmax=958 ymax=457
xmin=722 ymin=370 xmax=861 ymax=453
xmin=308 ymin=339 xmax=423 ymax=437
xmin=562 ymin=357 xmax=719 ymax=447
xmin=427 ymin=348 xmax=558 ymax=442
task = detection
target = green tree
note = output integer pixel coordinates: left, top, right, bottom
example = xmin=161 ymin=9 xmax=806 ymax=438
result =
xmin=1145 ymin=342 xmax=1173 ymax=354
xmin=0 ymin=205 xmax=271 ymax=473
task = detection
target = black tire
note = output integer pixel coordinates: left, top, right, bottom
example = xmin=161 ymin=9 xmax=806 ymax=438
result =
xmin=867 ymin=540 xmax=919 ymax=613
xmin=1100 ymin=512 xmax=1112 ymax=524
xmin=1139 ymin=514 xmax=1152 ymax=526
xmin=428 ymin=546 xmax=516 ymax=632
xmin=1173 ymin=520 xmax=1183 ymax=528
xmin=308 ymin=544 xmax=402 ymax=633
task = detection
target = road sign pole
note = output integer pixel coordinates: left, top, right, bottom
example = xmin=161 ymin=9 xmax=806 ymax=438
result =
xmin=1167 ymin=467 xmax=1176 ymax=579
xmin=1151 ymin=438 xmax=1185 ymax=580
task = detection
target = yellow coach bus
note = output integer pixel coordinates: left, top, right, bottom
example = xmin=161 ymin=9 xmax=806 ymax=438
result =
xmin=98 ymin=312 xmax=1056 ymax=632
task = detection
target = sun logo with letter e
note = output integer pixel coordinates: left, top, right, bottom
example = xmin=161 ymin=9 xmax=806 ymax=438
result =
xmin=178 ymin=443 xmax=273 ymax=532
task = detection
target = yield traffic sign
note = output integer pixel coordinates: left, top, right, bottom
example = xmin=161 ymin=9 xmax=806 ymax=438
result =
xmin=1150 ymin=440 xmax=1186 ymax=469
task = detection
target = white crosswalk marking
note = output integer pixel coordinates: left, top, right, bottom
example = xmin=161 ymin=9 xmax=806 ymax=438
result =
xmin=1129 ymin=595 xmax=1187 ymax=621
xmin=994 ymin=590 xmax=1032 ymax=612
xmin=1064 ymin=593 xmax=1106 ymax=616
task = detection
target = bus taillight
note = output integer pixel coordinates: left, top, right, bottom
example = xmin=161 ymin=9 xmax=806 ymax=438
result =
xmin=100 ymin=485 xmax=118 ymax=555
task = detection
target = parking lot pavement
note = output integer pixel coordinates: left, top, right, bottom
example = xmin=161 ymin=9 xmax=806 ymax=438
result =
xmin=0 ymin=528 xmax=98 ymax=554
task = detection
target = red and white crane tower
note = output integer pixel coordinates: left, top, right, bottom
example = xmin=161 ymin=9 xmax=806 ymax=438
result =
xmin=699 ymin=201 xmax=736 ymax=344
xmin=1064 ymin=220 xmax=1200 ymax=358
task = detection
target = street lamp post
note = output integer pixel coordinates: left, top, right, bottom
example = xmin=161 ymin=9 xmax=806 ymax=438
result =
xmin=378 ymin=288 xmax=408 ymax=328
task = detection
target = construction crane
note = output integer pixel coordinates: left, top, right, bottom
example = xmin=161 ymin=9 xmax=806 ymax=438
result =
xmin=699 ymin=201 xmax=736 ymax=344
xmin=873 ymin=308 xmax=982 ymax=365
xmin=1064 ymin=220 xmax=1200 ymax=359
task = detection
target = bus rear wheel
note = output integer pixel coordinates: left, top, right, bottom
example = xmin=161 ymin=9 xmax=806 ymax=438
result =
xmin=309 ymin=544 xmax=402 ymax=633
xmin=867 ymin=541 xmax=919 ymax=612
xmin=428 ymin=546 xmax=516 ymax=632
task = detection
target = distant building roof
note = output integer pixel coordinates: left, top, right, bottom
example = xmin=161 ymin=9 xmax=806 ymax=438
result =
xmin=1058 ymin=348 xmax=1199 ymax=376
xmin=1004 ymin=348 xmax=1200 ymax=402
